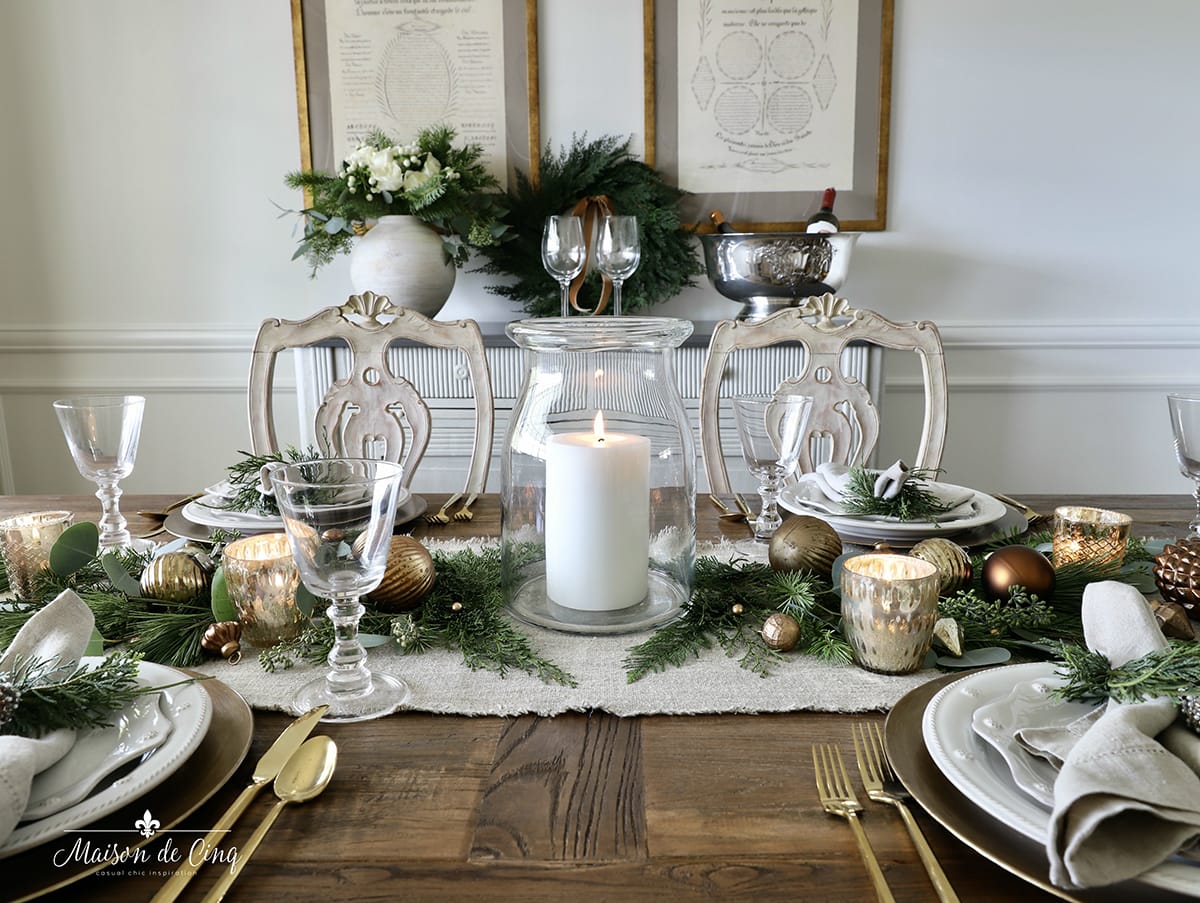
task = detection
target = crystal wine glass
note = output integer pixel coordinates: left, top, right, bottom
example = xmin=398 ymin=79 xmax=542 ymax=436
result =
xmin=732 ymin=394 xmax=814 ymax=546
xmin=1168 ymin=393 xmax=1200 ymax=538
xmin=53 ymin=395 xmax=145 ymax=551
xmin=541 ymin=215 xmax=585 ymax=316
xmin=596 ymin=215 xmax=641 ymax=317
xmin=268 ymin=457 xmax=409 ymax=722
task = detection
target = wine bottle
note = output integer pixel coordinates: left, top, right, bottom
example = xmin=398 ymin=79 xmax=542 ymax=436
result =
xmin=709 ymin=210 xmax=736 ymax=234
xmin=805 ymin=188 xmax=839 ymax=233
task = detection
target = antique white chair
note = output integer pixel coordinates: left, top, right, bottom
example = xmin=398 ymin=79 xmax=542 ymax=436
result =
xmin=699 ymin=294 xmax=948 ymax=495
xmin=247 ymin=291 xmax=494 ymax=498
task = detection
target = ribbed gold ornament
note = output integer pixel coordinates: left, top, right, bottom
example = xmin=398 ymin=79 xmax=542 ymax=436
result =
xmin=201 ymin=621 xmax=243 ymax=662
xmin=139 ymin=551 xmax=211 ymax=603
xmin=767 ymin=515 xmax=843 ymax=582
xmin=909 ymin=538 xmax=973 ymax=597
xmin=366 ymin=536 xmax=436 ymax=612
xmin=1153 ymin=539 xmax=1200 ymax=614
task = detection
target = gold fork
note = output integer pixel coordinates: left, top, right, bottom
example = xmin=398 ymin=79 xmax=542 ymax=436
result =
xmin=424 ymin=492 xmax=462 ymax=525
xmin=708 ymin=494 xmax=751 ymax=523
xmin=854 ymin=723 xmax=960 ymax=903
xmin=734 ymin=492 xmax=756 ymax=521
xmin=813 ymin=744 xmax=895 ymax=903
xmin=453 ymin=493 xmax=479 ymax=522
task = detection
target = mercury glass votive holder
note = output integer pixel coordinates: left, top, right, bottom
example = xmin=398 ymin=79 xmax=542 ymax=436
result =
xmin=0 ymin=511 xmax=73 ymax=598
xmin=222 ymin=533 xmax=304 ymax=648
xmin=1052 ymin=506 xmax=1133 ymax=566
xmin=841 ymin=553 xmax=940 ymax=675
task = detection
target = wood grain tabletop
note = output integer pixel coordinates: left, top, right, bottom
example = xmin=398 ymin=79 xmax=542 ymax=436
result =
xmin=2 ymin=492 xmax=1193 ymax=903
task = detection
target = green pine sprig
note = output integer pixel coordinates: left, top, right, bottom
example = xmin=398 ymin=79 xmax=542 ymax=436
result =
xmin=1054 ymin=640 xmax=1200 ymax=705
xmin=221 ymin=446 xmax=321 ymax=516
xmin=839 ymin=467 xmax=954 ymax=521
xmin=1 ymin=652 xmax=194 ymax=737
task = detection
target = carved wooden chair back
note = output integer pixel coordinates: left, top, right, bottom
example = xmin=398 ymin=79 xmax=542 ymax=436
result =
xmin=699 ymin=295 xmax=948 ymax=495
xmin=247 ymin=291 xmax=494 ymax=495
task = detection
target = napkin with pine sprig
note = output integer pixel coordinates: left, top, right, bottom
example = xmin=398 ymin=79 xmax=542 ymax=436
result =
xmin=0 ymin=590 xmax=92 ymax=843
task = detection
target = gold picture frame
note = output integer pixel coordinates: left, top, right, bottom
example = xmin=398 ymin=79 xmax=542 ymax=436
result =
xmin=644 ymin=0 xmax=893 ymax=232
xmin=290 ymin=0 xmax=541 ymax=188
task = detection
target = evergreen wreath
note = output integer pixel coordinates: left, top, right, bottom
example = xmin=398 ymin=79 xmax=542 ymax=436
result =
xmin=476 ymin=135 xmax=704 ymax=317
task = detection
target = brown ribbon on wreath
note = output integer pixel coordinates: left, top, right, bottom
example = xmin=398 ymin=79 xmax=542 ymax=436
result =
xmin=568 ymin=194 xmax=615 ymax=315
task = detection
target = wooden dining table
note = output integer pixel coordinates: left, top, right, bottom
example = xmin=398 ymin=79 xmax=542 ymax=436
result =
xmin=2 ymin=492 xmax=1195 ymax=903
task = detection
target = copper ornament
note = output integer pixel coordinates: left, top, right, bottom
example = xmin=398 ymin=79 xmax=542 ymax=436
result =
xmin=909 ymin=538 xmax=973 ymax=597
xmin=761 ymin=612 xmax=800 ymax=651
xmin=202 ymin=621 xmax=243 ymax=663
xmin=767 ymin=515 xmax=843 ymax=582
xmin=1153 ymin=539 xmax=1200 ymax=613
xmin=366 ymin=536 xmax=436 ymax=612
xmin=981 ymin=546 xmax=1056 ymax=601
xmin=140 ymin=551 xmax=211 ymax=603
xmin=1151 ymin=599 xmax=1196 ymax=640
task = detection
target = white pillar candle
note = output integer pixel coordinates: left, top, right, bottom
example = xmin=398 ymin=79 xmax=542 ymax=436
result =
xmin=545 ymin=412 xmax=650 ymax=610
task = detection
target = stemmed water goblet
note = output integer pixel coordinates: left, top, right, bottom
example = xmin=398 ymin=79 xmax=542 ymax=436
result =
xmin=541 ymin=215 xmax=585 ymax=317
xmin=596 ymin=215 xmax=641 ymax=316
xmin=1168 ymin=393 xmax=1200 ymax=538
xmin=267 ymin=457 xmax=409 ymax=722
xmin=732 ymin=394 xmax=814 ymax=548
xmin=53 ymin=395 xmax=146 ymax=551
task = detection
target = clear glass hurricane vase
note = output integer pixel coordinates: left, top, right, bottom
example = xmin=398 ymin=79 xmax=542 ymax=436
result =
xmin=268 ymin=458 xmax=408 ymax=722
xmin=52 ymin=395 xmax=145 ymax=551
xmin=596 ymin=215 xmax=641 ymax=317
xmin=541 ymin=215 xmax=585 ymax=316
xmin=732 ymin=394 xmax=814 ymax=545
xmin=1168 ymin=393 xmax=1200 ymax=538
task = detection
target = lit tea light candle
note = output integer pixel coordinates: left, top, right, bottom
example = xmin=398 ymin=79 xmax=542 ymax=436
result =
xmin=545 ymin=411 xmax=650 ymax=610
xmin=0 ymin=511 xmax=73 ymax=599
xmin=841 ymin=553 xmax=939 ymax=674
xmin=222 ymin=533 xmax=304 ymax=648
xmin=1052 ymin=506 xmax=1132 ymax=566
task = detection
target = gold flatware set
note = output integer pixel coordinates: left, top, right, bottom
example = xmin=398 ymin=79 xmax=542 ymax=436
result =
xmin=814 ymin=723 xmax=960 ymax=903
xmin=708 ymin=493 xmax=756 ymax=528
xmin=152 ymin=705 xmax=335 ymax=903
xmin=424 ymin=491 xmax=478 ymax=524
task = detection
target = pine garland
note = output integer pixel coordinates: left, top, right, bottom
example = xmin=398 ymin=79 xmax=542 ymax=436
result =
xmin=476 ymin=134 xmax=704 ymax=316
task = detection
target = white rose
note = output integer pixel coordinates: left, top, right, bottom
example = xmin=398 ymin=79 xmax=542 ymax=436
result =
xmin=367 ymin=149 xmax=405 ymax=192
xmin=402 ymin=153 xmax=442 ymax=193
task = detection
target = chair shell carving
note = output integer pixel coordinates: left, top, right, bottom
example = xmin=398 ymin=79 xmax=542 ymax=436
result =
xmin=247 ymin=292 xmax=494 ymax=495
xmin=699 ymin=295 xmax=948 ymax=496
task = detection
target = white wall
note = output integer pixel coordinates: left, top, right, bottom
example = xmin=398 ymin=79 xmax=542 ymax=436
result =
xmin=0 ymin=0 xmax=1197 ymax=496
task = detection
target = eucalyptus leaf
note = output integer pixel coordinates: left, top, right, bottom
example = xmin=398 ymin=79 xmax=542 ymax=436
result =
xmin=323 ymin=216 xmax=346 ymax=234
xmin=100 ymin=553 xmax=142 ymax=598
xmin=359 ymin=633 xmax=390 ymax=648
xmin=296 ymin=585 xmax=319 ymax=616
xmin=83 ymin=627 xmax=106 ymax=657
xmin=49 ymin=522 xmax=99 ymax=576
xmin=209 ymin=568 xmax=238 ymax=622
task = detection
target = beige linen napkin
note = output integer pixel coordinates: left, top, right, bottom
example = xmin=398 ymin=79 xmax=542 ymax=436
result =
xmin=0 ymin=589 xmax=94 ymax=844
xmin=1047 ymin=580 xmax=1200 ymax=888
xmin=795 ymin=461 xmax=975 ymax=518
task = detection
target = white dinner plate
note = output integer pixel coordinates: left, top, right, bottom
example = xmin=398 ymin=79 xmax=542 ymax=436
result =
xmin=23 ymin=691 xmax=174 ymax=820
xmin=970 ymin=672 xmax=1099 ymax=809
xmin=779 ymin=480 xmax=1007 ymax=543
xmin=923 ymin=661 xmax=1200 ymax=896
xmin=1 ymin=660 xmax=212 ymax=859
xmin=183 ymin=485 xmax=414 ymax=531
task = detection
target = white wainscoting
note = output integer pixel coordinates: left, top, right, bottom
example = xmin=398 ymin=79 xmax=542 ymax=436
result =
xmin=1 ymin=320 xmax=1198 ymax=497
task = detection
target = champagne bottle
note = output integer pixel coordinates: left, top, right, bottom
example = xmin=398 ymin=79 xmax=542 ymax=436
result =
xmin=709 ymin=210 xmax=736 ymax=234
xmin=805 ymin=188 xmax=839 ymax=233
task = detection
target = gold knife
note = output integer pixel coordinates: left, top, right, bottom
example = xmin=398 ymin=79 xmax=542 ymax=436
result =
xmin=149 ymin=704 xmax=329 ymax=903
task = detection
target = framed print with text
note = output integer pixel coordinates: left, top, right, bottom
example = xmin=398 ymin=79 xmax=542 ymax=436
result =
xmin=644 ymin=0 xmax=893 ymax=231
xmin=291 ymin=0 xmax=541 ymax=189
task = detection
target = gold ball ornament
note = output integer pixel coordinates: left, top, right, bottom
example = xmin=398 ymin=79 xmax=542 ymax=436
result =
xmin=909 ymin=538 xmax=973 ymax=597
xmin=140 ymin=551 xmax=211 ymax=603
xmin=451 ymin=601 xmax=464 ymax=612
xmin=201 ymin=621 xmax=243 ymax=663
xmin=767 ymin=515 xmax=843 ymax=582
xmin=366 ymin=536 xmax=437 ymax=613
xmin=761 ymin=612 xmax=801 ymax=651
xmin=731 ymin=603 xmax=745 ymax=615
xmin=981 ymin=546 xmax=1055 ymax=601
xmin=1153 ymin=539 xmax=1200 ymax=614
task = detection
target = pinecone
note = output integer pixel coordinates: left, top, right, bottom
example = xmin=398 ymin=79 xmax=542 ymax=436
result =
xmin=1153 ymin=539 xmax=1200 ymax=614
xmin=0 ymin=676 xmax=20 ymax=731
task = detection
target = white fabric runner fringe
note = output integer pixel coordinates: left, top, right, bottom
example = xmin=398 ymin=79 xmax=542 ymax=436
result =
xmin=192 ymin=539 xmax=938 ymax=717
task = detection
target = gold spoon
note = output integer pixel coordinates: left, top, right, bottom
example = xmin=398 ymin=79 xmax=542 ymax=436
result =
xmin=200 ymin=735 xmax=338 ymax=903
xmin=708 ymin=494 xmax=750 ymax=522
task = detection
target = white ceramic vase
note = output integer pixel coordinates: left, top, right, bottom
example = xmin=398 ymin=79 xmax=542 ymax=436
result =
xmin=348 ymin=215 xmax=456 ymax=318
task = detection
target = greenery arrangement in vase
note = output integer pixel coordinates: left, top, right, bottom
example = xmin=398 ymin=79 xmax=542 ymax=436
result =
xmin=283 ymin=125 xmax=509 ymax=276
